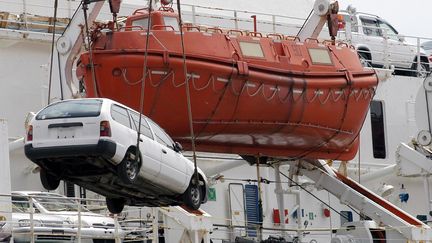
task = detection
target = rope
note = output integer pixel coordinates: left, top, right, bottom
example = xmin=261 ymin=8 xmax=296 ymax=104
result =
xmin=176 ymin=0 xmax=200 ymax=184
xmin=135 ymin=0 xmax=153 ymax=163
xmin=47 ymin=0 xmax=58 ymax=104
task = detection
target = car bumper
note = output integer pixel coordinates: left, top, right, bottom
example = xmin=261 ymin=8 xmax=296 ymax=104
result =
xmin=13 ymin=227 xmax=76 ymax=242
xmin=24 ymin=140 xmax=116 ymax=161
xmin=79 ymin=227 xmax=124 ymax=239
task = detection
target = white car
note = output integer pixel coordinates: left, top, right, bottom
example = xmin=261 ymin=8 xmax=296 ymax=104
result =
xmin=336 ymin=11 xmax=430 ymax=77
xmin=11 ymin=191 xmax=122 ymax=243
xmin=24 ymin=98 xmax=208 ymax=213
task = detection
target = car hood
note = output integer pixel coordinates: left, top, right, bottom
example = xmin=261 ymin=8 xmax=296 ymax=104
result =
xmin=45 ymin=211 xmax=115 ymax=226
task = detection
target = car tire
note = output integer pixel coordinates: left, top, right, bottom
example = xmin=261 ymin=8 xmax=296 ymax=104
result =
xmin=40 ymin=168 xmax=60 ymax=190
xmin=118 ymin=150 xmax=141 ymax=184
xmin=106 ymin=198 xmax=125 ymax=214
xmin=411 ymin=61 xmax=430 ymax=78
xmin=358 ymin=51 xmax=372 ymax=67
xmin=183 ymin=178 xmax=202 ymax=210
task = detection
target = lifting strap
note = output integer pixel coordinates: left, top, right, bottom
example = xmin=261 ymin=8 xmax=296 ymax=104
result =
xmin=135 ymin=0 xmax=153 ymax=163
xmin=176 ymin=0 xmax=200 ymax=184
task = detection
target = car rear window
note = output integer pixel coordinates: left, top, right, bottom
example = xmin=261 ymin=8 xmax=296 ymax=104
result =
xmin=36 ymin=99 xmax=102 ymax=120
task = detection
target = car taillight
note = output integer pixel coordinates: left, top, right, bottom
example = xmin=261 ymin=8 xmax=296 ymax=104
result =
xmin=100 ymin=121 xmax=111 ymax=137
xmin=337 ymin=14 xmax=346 ymax=30
xmin=27 ymin=125 xmax=33 ymax=141
xmin=429 ymin=56 xmax=432 ymax=62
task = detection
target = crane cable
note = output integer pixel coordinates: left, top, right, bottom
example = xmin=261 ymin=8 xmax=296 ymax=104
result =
xmin=135 ymin=0 xmax=153 ymax=168
xmin=47 ymin=0 xmax=58 ymax=104
xmin=176 ymin=0 xmax=200 ymax=186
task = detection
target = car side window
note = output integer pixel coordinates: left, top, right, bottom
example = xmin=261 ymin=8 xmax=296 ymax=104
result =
xmin=361 ymin=17 xmax=381 ymax=37
xmin=148 ymin=119 xmax=174 ymax=149
xmin=12 ymin=196 xmax=40 ymax=213
xmin=129 ymin=111 xmax=154 ymax=139
xmin=379 ymin=21 xmax=398 ymax=41
xmin=111 ymin=105 xmax=131 ymax=128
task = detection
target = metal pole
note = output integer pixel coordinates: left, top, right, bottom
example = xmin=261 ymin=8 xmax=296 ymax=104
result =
xmin=424 ymin=176 xmax=432 ymax=222
xmin=272 ymin=15 xmax=276 ymax=34
xmin=255 ymin=156 xmax=263 ymax=241
xmin=191 ymin=5 xmax=196 ymax=25
xmin=77 ymin=198 xmax=81 ymax=243
xmin=274 ymin=163 xmax=287 ymax=238
xmin=234 ymin=11 xmax=238 ymax=30
xmin=29 ymin=196 xmax=34 ymax=243
xmin=153 ymin=208 xmax=159 ymax=243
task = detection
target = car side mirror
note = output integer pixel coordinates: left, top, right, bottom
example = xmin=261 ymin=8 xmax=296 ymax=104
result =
xmin=174 ymin=142 xmax=183 ymax=152
xmin=397 ymin=34 xmax=405 ymax=42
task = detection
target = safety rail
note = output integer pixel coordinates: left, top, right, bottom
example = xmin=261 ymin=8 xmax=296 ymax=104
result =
xmin=2 ymin=0 xmax=431 ymax=77
xmin=335 ymin=17 xmax=432 ymax=78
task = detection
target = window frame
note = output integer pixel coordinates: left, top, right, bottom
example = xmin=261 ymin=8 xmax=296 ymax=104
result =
xmin=111 ymin=104 xmax=132 ymax=129
xmin=128 ymin=110 xmax=154 ymax=139
xmin=370 ymin=100 xmax=387 ymax=159
xmin=147 ymin=119 xmax=174 ymax=149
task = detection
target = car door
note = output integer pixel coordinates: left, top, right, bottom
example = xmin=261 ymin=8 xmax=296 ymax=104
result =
xmin=358 ymin=16 xmax=385 ymax=67
xmin=128 ymin=111 xmax=161 ymax=179
xmin=379 ymin=20 xmax=414 ymax=69
xmin=147 ymin=119 xmax=188 ymax=192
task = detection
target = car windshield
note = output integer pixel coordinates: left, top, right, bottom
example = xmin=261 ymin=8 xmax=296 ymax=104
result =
xmin=36 ymin=99 xmax=102 ymax=120
xmin=32 ymin=194 xmax=90 ymax=212
xmin=423 ymin=41 xmax=432 ymax=50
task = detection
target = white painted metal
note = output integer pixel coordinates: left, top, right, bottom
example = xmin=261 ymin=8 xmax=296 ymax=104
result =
xmin=289 ymin=159 xmax=432 ymax=241
xmin=0 ymin=120 xmax=12 ymax=241
xmin=160 ymin=206 xmax=212 ymax=243
xmin=297 ymin=0 xmax=333 ymax=41
xmin=56 ymin=1 xmax=104 ymax=99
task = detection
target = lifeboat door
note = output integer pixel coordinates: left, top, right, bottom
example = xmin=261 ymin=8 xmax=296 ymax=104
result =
xmin=228 ymin=183 xmax=247 ymax=240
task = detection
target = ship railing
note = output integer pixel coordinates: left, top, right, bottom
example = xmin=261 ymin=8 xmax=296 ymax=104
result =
xmin=337 ymin=18 xmax=432 ymax=78
xmin=1 ymin=0 xmax=430 ymax=78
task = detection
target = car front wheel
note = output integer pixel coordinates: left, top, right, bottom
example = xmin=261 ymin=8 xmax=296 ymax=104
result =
xmin=183 ymin=178 xmax=202 ymax=210
xmin=118 ymin=150 xmax=141 ymax=184
xmin=106 ymin=198 xmax=125 ymax=214
xmin=412 ymin=61 xmax=430 ymax=78
xmin=40 ymin=168 xmax=60 ymax=190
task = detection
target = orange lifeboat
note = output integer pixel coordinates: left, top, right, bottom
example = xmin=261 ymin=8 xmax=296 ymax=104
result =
xmin=78 ymin=7 xmax=378 ymax=161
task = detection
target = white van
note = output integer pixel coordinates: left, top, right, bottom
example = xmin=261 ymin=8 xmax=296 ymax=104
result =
xmin=24 ymin=98 xmax=208 ymax=213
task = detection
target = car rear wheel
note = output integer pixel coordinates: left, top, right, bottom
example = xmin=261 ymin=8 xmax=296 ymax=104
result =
xmin=40 ymin=168 xmax=60 ymax=190
xmin=106 ymin=198 xmax=125 ymax=214
xmin=118 ymin=150 xmax=141 ymax=184
xmin=183 ymin=178 xmax=202 ymax=210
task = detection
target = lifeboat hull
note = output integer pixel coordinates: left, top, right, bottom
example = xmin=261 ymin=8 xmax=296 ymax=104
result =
xmin=79 ymin=29 xmax=378 ymax=160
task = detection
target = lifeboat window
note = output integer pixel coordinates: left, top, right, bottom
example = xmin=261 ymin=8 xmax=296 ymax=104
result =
xmin=132 ymin=17 xmax=151 ymax=30
xmin=239 ymin=41 xmax=265 ymax=58
xmin=163 ymin=16 xmax=179 ymax=31
xmin=370 ymin=100 xmax=386 ymax=159
xmin=308 ymin=48 xmax=333 ymax=65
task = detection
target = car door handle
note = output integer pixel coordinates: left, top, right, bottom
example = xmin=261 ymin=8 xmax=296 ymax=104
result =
xmin=139 ymin=138 xmax=143 ymax=142
xmin=162 ymin=149 xmax=167 ymax=154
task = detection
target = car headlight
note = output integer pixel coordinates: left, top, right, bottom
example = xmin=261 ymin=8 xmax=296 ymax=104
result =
xmin=18 ymin=219 xmax=42 ymax=227
xmin=63 ymin=219 xmax=74 ymax=226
